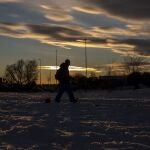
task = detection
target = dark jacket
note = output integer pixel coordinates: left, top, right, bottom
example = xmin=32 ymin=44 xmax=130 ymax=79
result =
xmin=58 ymin=63 xmax=70 ymax=83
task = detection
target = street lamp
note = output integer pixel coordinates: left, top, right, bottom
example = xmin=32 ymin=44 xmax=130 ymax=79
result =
xmin=49 ymin=69 xmax=51 ymax=85
xmin=55 ymin=49 xmax=58 ymax=84
xmin=38 ymin=58 xmax=42 ymax=86
xmin=56 ymin=49 xmax=58 ymax=71
xmin=77 ymin=39 xmax=88 ymax=77
xmin=84 ymin=39 xmax=87 ymax=77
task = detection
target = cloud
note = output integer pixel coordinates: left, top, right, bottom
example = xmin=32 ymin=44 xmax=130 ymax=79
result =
xmin=0 ymin=23 xmax=109 ymax=50
xmin=40 ymin=4 xmax=73 ymax=22
xmin=108 ymin=38 xmax=150 ymax=56
xmin=126 ymin=23 xmax=150 ymax=38
xmin=0 ymin=2 xmax=49 ymax=24
xmin=80 ymin=0 xmax=150 ymax=21
xmin=0 ymin=22 xmax=149 ymax=57
xmin=45 ymin=14 xmax=73 ymax=22
xmin=0 ymin=0 xmax=75 ymax=24
xmin=72 ymin=6 xmax=100 ymax=15
xmin=0 ymin=0 xmax=20 ymax=2
xmin=28 ymin=24 xmax=88 ymax=39
xmin=28 ymin=24 xmax=108 ymax=49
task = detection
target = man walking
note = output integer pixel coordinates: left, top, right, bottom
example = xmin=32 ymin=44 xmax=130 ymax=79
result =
xmin=55 ymin=59 xmax=77 ymax=103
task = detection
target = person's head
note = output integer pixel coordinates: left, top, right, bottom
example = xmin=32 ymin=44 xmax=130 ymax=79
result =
xmin=65 ymin=59 xmax=70 ymax=66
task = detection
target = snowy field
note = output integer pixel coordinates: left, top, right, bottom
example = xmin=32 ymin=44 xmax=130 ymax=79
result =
xmin=0 ymin=89 xmax=150 ymax=149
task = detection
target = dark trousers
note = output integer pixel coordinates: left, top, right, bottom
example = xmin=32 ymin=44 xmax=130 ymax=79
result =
xmin=55 ymin=83 xmax=75 ymax=102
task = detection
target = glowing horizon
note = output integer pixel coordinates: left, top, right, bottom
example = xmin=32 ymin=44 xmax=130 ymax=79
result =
xmin=38 ymin=65 xmax=101 ymax=73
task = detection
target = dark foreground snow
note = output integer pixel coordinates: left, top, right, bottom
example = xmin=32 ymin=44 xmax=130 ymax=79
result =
xmin=0 ymin=90 xmax=150 ymax=149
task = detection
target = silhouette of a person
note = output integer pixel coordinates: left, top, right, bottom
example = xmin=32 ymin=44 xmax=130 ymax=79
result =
xmin=55 ymin=59 xmax=77 ymax=103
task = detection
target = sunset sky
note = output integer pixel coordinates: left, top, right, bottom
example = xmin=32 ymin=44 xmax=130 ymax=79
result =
xmin=0 ymin=0 xmax=150 ymax=83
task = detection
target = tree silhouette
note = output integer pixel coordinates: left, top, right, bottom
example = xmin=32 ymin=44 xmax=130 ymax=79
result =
xmin=124 ymin=55 xmax=145 ymax=74
xmin=24 ymin=60 xmax=38 ymax=86
xmin=5 ymin=59 xmax=38 ymax=87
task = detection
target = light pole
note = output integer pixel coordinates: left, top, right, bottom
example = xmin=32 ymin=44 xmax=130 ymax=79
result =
xmin=49 ymin=69 xmax=51 ymax=85
xmin=84 ymin=39 xmax=87 ymax=77
xmin=55 ymin=49 xmax=58 ymax=84
xmin=47 ymin=69 xmax=51 ymax=86
xmin=38 ymin=58 xmax=42 ymax=86
xmin=77 ymin=39 xmax=88 ymax=77
xmin=56 ymin=49 xmax=58 ymax=71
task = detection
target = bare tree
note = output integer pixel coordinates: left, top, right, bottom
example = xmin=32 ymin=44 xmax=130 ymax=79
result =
xmin=15 ymin=59 xmax=25 ymax=85
xmin=5 ymin=59 xmax=38 ymax=86
xmin=5 ymin=64 xmax=17 ymax=84
xmin=124 ymin=55 xmax=145 ymax=74
xmin=24 ymin=60 xmax=38 ymax=86
xmin=5 ymin=60 xmax=25 ymax=85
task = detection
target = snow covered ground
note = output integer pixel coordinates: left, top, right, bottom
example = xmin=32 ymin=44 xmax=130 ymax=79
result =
xmin=0 ymin=89 xmax=150 ymax=149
